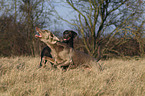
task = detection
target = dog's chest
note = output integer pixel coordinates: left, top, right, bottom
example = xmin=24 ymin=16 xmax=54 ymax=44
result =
xmin=50 ymin=45 xmax=71 ymax=60
xmin=58 ymin=48 xmax=71 ymax=60
xmin=50 ymin=45 xmax=63 ymax=55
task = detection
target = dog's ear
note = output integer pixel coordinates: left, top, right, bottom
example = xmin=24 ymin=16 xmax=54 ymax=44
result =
xmin=63 ymin=30 xmax=68 ymax=35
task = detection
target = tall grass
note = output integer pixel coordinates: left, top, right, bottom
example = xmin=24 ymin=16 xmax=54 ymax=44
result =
xmin=0 ymin=56 xmax=145 ymax=96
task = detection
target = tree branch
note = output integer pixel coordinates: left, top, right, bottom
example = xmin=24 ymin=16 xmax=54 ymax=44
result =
xmin=108 ymin=0 xmax=129 ymax=14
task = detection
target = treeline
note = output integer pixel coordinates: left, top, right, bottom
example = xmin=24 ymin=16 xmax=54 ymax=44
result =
xmin=0 ymin=0 xmax=53 ymax=56
xmin=0 ymin=0 xmax=145 ymax=58
xmin=0 ymin=14 xmax=145 ymax=58
xmin=0 ymin=15 xmax=43 ymax=56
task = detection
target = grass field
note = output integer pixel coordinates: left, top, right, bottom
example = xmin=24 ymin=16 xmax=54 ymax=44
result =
xmin=0 ymin=56 xmax=145 ymax=96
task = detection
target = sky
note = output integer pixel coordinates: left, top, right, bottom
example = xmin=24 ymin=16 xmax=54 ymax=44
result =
xmin=49 ymin=0 xmax=78 ymax=31
xmin=0 ymin=0 xmax=79 ymax=37
xmin=50 ymin=0 xmax=116 ymax=34
xmin=0 ymin=0 xmax=76 ymax=29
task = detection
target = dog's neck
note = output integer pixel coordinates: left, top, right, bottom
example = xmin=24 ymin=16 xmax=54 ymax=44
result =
xmin=45 ymin=42 xmax=59 ymax=57
xmin=46 ymin=41 xmax=65 ymax=51
xmin=45 ymin=42 xmax=58 ymax=50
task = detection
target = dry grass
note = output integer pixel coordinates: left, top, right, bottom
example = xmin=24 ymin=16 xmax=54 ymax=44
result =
xmin=0 ymin=56 xmax=145 ymax=96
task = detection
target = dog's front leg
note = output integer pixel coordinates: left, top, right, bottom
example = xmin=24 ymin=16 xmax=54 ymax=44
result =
xmin=58 ymin=59 xmax=73 ymax=66
xmin=53 ymin=60 xmax=65 ymax=71
xmin=41 ymin=56 xmax=55 ymax=68
xmin=56 ymin=59 xmax=74 ymax=71
xmin=44 ymin=56 xmax=55 ymax=63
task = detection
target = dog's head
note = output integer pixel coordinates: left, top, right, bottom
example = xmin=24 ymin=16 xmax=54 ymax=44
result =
xmin=63 ymin=30 xmax=77 ymax=41
xmin=35 ymin=27 xmax=60 ymax=44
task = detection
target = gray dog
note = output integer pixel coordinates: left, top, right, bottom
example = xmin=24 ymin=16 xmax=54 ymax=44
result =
xmin=35 ymin=27 xmax=102 ymax=72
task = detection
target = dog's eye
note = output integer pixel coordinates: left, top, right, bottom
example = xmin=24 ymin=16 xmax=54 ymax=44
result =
xmin=50 ymin=33 xmax=54 ymax=37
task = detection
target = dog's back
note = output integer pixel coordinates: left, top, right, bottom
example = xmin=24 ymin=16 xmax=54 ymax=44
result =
xmin=71 ymin=50 xmax=95 ymax=65
xmin=71 ymin=50 xmax=102 ymax=71
xmin=56 ymin=42 xmax=102 ymax=71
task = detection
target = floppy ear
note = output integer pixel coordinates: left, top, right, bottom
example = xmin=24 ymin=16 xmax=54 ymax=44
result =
xmin=63 ymin=31 xmax=67 ymax=35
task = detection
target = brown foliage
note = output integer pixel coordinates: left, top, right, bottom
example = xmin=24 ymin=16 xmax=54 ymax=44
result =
xmin=74 ymin=37 xmax=145 ymax=59
xmin=114 ymin=39 xmax=140 ymax=56
xmin=0 ymin=15 xmax=45 ymax=56
xmin=0 ymin=15 xmax=144 ymax=58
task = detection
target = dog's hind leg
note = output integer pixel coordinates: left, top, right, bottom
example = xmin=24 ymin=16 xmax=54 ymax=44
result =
xmin=39 ymin=56 xmax=47 ymax=68
xmin=39 ymin=58 xmax=43 ymax=68
xmin=90 ymin=61 xmax=102 ymax=72
xmin=39 ymin=56 xmax=55 ymax=68
xmin=41 ymin=56 xmax=47 ymax=68
xmin=39 ymin=46 xmax=53 ymax=68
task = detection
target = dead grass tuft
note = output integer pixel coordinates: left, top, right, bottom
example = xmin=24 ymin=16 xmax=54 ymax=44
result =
xmin=0 ymin=56 xmax=145 ymax=96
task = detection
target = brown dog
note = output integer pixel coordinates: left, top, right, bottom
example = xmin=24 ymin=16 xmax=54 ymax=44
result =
xmin=35 ymin=27 xmax=102 ymax=71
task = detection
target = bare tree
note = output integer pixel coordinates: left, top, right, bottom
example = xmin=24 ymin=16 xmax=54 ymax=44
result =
xmin=18 ymin=0 xmax=56 ymax=56
xmin=55 ymin=0 xmax=144 ymax=58
xmin=0 ymin=0 xmax=55 ymax=56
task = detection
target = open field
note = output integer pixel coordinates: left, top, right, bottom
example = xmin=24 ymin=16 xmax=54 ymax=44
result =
xmin=0 ymin=56 xmax=145 ymax=96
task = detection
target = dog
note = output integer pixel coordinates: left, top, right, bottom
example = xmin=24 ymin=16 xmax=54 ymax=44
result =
xmin=54 ymin=42 xmax=102 ymax=71
xmin=39 ymin=29 xmax=77 ymax=68
xmin=35 ymin=27 xmax=102 ymax=72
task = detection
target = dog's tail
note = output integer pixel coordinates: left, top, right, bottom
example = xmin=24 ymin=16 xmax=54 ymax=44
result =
xmin=97 ymin=62 xmax=103 ymax=71
xmin=91 ymin=61 xmax=103 ymax=72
